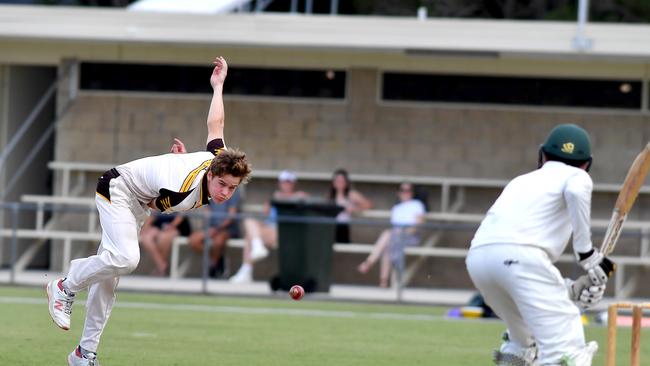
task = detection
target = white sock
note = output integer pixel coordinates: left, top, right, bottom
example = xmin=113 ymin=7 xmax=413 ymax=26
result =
xmin=79 ymin=345 xmax=96 ymax=358
xmin=61 ymin=279 xmax=75 ymax=296
xmin=251 ymin=237 xmax=264 ymax=252
xmin=238 ymin=263 xmax=252 ymax=273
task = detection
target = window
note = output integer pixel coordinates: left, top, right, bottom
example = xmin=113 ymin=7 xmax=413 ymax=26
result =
xmin=80 ymin=63 xmax=346 ymax=99
xmin=382 ymin=72 xmax=642 ymax=109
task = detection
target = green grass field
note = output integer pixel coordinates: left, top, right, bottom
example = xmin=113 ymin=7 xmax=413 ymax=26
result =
xmin=0 ymin=285 xmax=647 ymax=365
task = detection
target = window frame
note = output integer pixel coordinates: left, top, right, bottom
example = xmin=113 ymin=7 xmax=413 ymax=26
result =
xmin=379 ymin=71 xmax=644 ymax=112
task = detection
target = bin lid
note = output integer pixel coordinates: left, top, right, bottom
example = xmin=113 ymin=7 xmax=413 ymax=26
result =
xmin=271 ymin=199 xmax=344 ymax=216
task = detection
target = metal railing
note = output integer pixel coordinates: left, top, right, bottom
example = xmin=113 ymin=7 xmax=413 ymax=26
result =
xmin=0 ymin=61 xmax=77 ymax=201
xmin=1 ymin=201 xmax=650 ymax=300
xmin=0 ymin=200 xmax=473 ymax=287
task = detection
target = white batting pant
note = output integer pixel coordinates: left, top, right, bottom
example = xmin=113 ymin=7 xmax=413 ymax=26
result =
xmin=466 ymin=244 xmax=586 ymax=365
xmin=64 ymin=176 xmax=149 ymax=352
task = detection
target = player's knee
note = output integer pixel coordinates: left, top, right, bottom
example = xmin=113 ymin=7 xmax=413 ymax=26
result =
xmin=124 ymin=251 xmax=140 ymax=272
xmin=114 ymin=251 xmax=140 ymax=273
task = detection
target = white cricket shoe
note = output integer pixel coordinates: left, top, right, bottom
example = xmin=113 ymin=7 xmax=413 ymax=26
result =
xmin=46 ymin=278 xmax=74 ymax=330
xmin=229 ymin=267 xmax=253 ymax=283
xmin=494 ymin=332 xmax=538 ymax=366
xmin=562 ymin=341 xmax=598 ymax=366
xmin=68 ymin=347 xmax=100 ymax=366
xmin=493 ymin=350 xmax=539 ymax=366
xmin=250 ymin=240 xmax=269 ymax=262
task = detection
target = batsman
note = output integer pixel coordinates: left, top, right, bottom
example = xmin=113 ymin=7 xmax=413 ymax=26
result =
xmin=466 ymin=124 xmax=616 ymax=366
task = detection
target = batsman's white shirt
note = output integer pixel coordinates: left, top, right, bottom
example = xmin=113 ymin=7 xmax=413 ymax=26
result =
xmin=467 ymin=161 xmax=595 ymax=364
xmin=471 ymin=161 xmax=594 ymax=261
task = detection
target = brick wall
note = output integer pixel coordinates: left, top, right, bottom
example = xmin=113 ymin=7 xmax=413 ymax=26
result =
xmin=58 ymin=68 xmax=650 ymax=185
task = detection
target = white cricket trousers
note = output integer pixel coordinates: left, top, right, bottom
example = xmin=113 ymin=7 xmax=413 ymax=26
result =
xmin=466 ymin=244 xmax=585 ymax=365
xmin=64 ymin=176 xmax=148 ymax=352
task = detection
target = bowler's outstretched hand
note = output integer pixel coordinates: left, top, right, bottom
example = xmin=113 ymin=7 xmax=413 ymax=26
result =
xmin=210 ymin=56 xmax=228 ymax=89
xmin=170 ymin=138 xmax=186 ymax=154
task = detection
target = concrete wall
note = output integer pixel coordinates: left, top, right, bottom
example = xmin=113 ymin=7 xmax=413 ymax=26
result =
xmin=0 ymin=65 xmax=56 ymax=267
xmin=57 ymin=68 xmax=650 ymax=186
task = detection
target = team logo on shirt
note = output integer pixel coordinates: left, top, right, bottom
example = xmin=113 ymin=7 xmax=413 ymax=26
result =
xmin=155 ymin=189 xmax=195 ymax=212
xmin=561 ymin=142 xmax=575 ymax=154
xmin=503 ymin=259 xmax=519 ymax=266
xmin=158 ymin=196 xmax=172 ymax=211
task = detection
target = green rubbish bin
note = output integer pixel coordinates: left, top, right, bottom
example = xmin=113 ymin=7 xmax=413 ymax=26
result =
xmin=270 ymin=200 xmax=343 ymax=293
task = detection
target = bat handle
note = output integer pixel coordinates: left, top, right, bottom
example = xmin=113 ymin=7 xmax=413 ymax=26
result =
xmin=601 ymin=210 xmax=626 ymax=256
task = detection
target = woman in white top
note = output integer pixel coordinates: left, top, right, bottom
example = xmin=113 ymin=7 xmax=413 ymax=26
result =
xmin=328 ymin=169 xmax=372 ymax=243
xmin=357 ymin=182 xmax=425 ymax=287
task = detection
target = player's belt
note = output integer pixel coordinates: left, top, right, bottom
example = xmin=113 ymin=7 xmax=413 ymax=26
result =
xmin=96 ymin=168 xmax=120 ymax=203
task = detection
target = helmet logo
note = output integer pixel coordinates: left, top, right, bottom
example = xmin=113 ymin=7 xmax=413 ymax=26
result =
xmin=561 ymin=142 xmax=575 ymax=154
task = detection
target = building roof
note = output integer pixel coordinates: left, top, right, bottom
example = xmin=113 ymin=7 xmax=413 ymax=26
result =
xmin=1 ymin=4 xmax=649 ymax=61
xmin=127 ymin=0 xmax=251 ymax=14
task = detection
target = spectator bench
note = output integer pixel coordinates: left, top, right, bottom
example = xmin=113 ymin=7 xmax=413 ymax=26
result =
xmin=48 ymin=160 xmax=650 ymax=213
xmin=13 ymin=161 xmax=650 ymax=297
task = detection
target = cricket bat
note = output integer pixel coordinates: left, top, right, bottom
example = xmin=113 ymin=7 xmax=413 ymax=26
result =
xmin=601 ymin=142 xmax=650 ymax=255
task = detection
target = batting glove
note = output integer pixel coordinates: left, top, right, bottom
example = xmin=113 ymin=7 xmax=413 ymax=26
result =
xmin=579 ymin=283 xmax=606 ymax=308
xmin=565 ymin=275 xmax=606 ymax=309
xmin=577 ymin=248 xmax=616 ymax=286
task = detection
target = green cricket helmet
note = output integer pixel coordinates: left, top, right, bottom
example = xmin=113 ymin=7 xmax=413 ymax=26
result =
xmin=538 ymin=124 xmax=593 ymax=171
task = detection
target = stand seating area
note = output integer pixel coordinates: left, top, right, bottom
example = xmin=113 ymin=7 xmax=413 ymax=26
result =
xmin=1 ymin=161 xmax=649 ymax=298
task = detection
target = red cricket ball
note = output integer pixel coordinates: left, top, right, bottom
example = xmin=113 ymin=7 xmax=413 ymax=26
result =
xmin=289 ymin=285 xmax=304 ymax=301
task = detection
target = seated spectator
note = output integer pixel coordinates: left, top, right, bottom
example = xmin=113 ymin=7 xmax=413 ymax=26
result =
xmin=328 ymin=168 xmax=373 ymax=243
xmin=188 ymin=189 xmax=241 ymax=278
xmin=357 ymin=182 xmax=425 ymax=287
xmin=140 ymin=213 xmax=191 ymax=276
xmin=229 ymin=170 xmax=308 ymax=283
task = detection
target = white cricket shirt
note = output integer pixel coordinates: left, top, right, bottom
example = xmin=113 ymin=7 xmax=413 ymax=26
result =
xmin=471 ymin=161 xmax=593 ymax=261
xmin=115 ymin=139 xmax=224 ymax=213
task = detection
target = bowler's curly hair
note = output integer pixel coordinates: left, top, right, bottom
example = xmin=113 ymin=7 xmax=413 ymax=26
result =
xmin=209 ymin=148 xmax=252 ymax=184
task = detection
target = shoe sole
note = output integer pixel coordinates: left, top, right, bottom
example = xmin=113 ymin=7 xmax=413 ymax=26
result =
xmin=46 ymin=281 xmax=70 ymax=331
xmin=67 ymin=353 xmax=74 ymax=366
